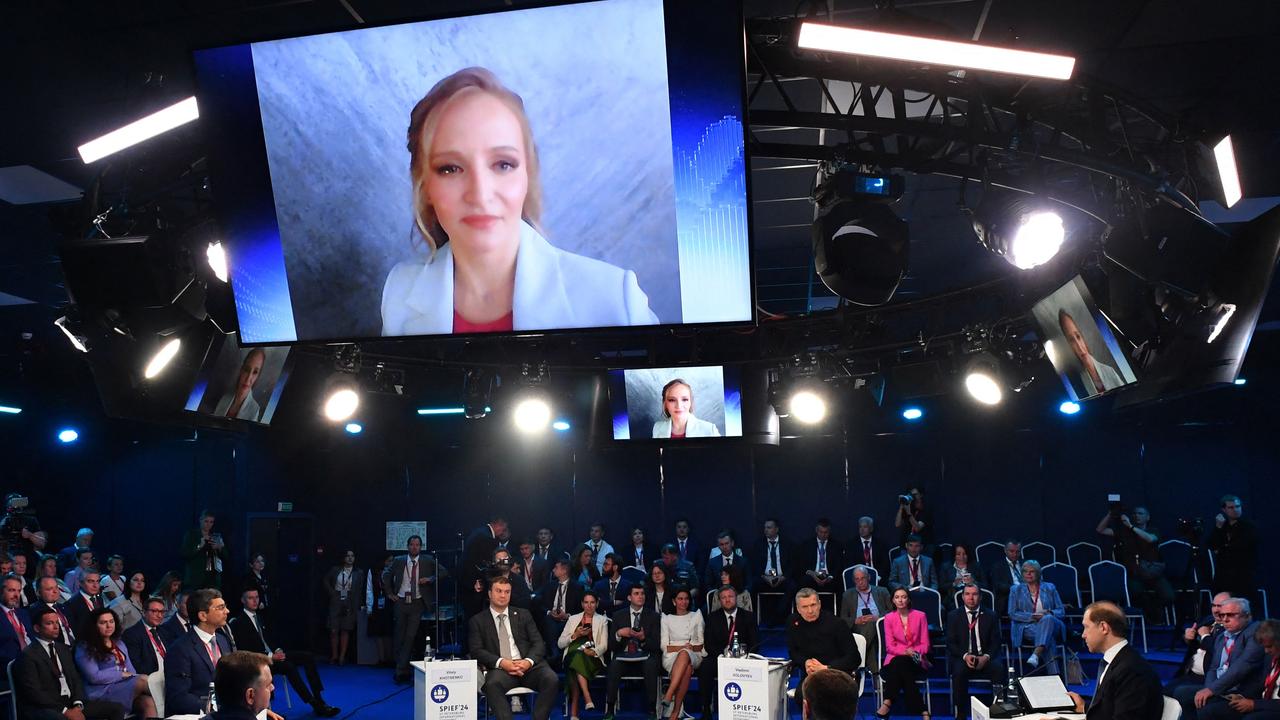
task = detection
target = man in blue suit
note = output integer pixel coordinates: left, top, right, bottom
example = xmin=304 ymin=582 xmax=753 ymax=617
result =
xmin=888 ymin=535 xmax=937 ymax=591
xmin=0 ymin=576 xmax=33 ymax=678
xmin=591 ymin=554 xmax=632 ymax=616
xmin=1175 ymin=597 xmax=1265 ymax=720
xmin=165 ymin=588 xmax=234 ymax=716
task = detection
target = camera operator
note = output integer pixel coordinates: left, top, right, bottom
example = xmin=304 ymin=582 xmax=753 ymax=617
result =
xmin=1207 ymin=495 xmax=1258 ymax=597
xmin=484 ymin=548 xmax=532 ymax=610
xmin=1096 ymin=504 xmax=1173 ymax=620
xmin=0 ymin=493 xmax=47 ymax=559
xmin=893 ymin=487 xmax=933 ymax=549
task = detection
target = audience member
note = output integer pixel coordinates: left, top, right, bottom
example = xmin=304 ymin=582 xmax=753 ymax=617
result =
xmin=164 ymin=588 xmax=233 ymax=716
xmin=157 ymin=591 xmax=191 ymax=643
xmin=889 ymin=535 xmax=937 ymax=592
xmin=585 ymin=522 xmax=616 ymax=574
xmin=0 ymin=575 xmax=33 ymax=672
xmin=538 ymin=559 xmax=583 ymax=660
xmin=382 ymin=534 xmax=435 ymax=684
xmin=99 ymin=556 xmax=126 ymax=604
xmin=788 ymin=588 xmax=860 ymax=706
xmin=840 ymin=565 xmax=890 ymax=671
xmin=558 ymin=589 xmax=607 ymax=718
xmin=660 ymin=545 xmax=699 ymax=600
xmin=207 ymin=650 xmax=274 ymax=720
xmin=988 ymin=540 xmax=1022 ymax=618
xmin=62 ymin=570 xmax=103 ymax=638
xmin=754 ymin=518 xmax=796 ymax=625
xmin=488 ymin=547 xmax=533 ymax=609
xmin=55 ymin=528 xmax=93 ymax=575
xmin=877 ymin=587 xmax=932 ymax=719
xmin=700 ymin=584 xmax=760 ymax=718
xmin=73 ymin=607 xmax=157 ymax=718
xmin=120 ymin=597 xmax=167 ymax=676
xmin=152 ymin=571 xmax=183 ymax=618
xmin=894 ymin=487 xmax=934 ymax=549
xmin=1174 ymin=597 xmax=1265 ymax=720
xmin=605 ymin=585 xmax=661 ymax=720
xmin=229 ymin=587 xmax=340 ymax=716
xmin=15 ymin=605 xmax=123 ymax=720
xmin=1207 ymin=496 xmax=1259 ymax=597
xmin=1168 ymin=593 xmax=1231 ymax=696
xmin=646 ymin=561 xmax=676 ymax=615
xmin=34 ymin=576 xmax=74 ymax=644
xmin=241 ymin=554 xmax=270 ymax=611
xmin=706 ymin=530 xmax=750 ymax=591
xmin=851 ymin=516 xmax=889 ymax=582
xmin=659 ymin=588 xmax=705 ymax=720
xmin=106 ymin=572 xmax=145 ymax=632
xmin=1200 ymin=618 xmax=1280 ymax=720
xmin=709 ymin=565 xmax=754 ymax=613
xmin=14 ymin=552 xmax=35 ymax=606
xmin=462 ymin=516 xmax=506 ymax=624
xmin=1009 ymin=560 xmax=1067 ymax=672
xmin=63 ymin=549 xmax=96 ymax=596
xmin=939 ymin=543 xmax=984 ymax=593
xmin=1097 ymin=505 xmax=1175 ymax=619
xmin=798 ymin=519 xmax=843 ymax=593
xmin=534 ymin=527 xmax=565 ymax=563
xmin=467 ymin=576 xmax=559 ymax=720
xmin=802 ymin=668 xmax=860 ymax=720
xmin=36 ymin=555 xmax=71 ymax=602
xmin=180 ymin=510 xmax=227 ymax=590
xmin=572 ymin=545 xmax=602 ymax=590
xmin=670 ymin=518 xmax=701 ymax=573
xmin=946 ymin=584 xmax=1004 ymax=718
xmin=323 ymin=549 xmax=364 ymax=665
xmin=592 ymin=553 xmax=632 ymax=616
xmin=516 ymin=538 xmax=548 ymax=592
xmin=496 ymin=525 xmax=512 ymax=551
xmin=1067 ymin=601 xmax=1164 ymax=720
xmin=625 ymin=527 xmax=655 ymax=570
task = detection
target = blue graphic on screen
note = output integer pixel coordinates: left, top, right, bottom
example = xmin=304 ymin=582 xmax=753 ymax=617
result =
xmin=609 ymin=365 xmax=742 ymax=441
xmin=231 ymin=224 xmax=298 ymax=343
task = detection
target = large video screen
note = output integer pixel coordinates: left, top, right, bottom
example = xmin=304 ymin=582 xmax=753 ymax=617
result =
xmin=184 ymin=334 xmax=292 ymax=425
xmin=607 ymin=365 xmax=742 ymax=440
xmin=193 ymin=0 xmax=752 ymax=344
xmin=1031 ymin=276 xmax=1138 ymax=402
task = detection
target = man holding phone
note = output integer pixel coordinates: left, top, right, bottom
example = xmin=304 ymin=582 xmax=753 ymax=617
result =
xmin=839 ymin=566 xmax=890 ymax=671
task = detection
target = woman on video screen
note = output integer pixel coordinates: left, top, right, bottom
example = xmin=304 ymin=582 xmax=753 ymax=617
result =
xmin=382 ymin=67 xmax=659 ymax=336
xmin=1058 ymin=309 xmax=1123 ymax=395
xmin=651 ymin=378 xmax=720 ymax=439
xmin=213 ymin=348 xmax=265 ymax=422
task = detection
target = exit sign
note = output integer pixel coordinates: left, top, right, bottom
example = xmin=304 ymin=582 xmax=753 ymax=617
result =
xmin=277 ymin=502 xmax=294 ymax=512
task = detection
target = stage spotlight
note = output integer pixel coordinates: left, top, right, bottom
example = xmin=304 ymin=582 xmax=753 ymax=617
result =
xmin=971 ymin=194 xmax=1065 ymax=270
xmin=344 ymin=422 xmax=363 ymax=434
xmin=813 ymin=196 xmax=909 ymax=306
xmin=1214 ymin=135 xmax=1242 ymax=208
xmin=513 ymin=397 xmax=552 ymax=434
xmin=901 ymin=407 xmax=924 ymax=421
xmin=78 ymin=96 xmax=200 ymax=164
xmin=963 ymin=354 xmax=1004 ymax=406
xmin=143 ymin=337 xmax=182 ymax=380
xmin=552 ymin=420 xmax=571 ymax=432
xmin=57 ymin=428 xmax=79 ymax=444
xmin=0 ymin=406 xmax=21 ymax=415
xmin=1059 ymin=401 xmax=1081 ymax=415
xmin=1234 ymin=378 xmax=1247 ymax=386
xmin=789 ymin=390 xmax=827 ymax=424
xmin=206 ymin=242 xmax=228 ymax=283
xmin=323 ymin=387 xmax=360 ymax=422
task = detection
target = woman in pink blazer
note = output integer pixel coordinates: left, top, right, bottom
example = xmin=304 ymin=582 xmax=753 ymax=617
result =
xmin=877 ymin=587 xmax=931 ymax=719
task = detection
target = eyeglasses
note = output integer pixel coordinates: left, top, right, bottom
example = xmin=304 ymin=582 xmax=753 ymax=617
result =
xmin=1219 ymin=612 xmax=1244 ymax=618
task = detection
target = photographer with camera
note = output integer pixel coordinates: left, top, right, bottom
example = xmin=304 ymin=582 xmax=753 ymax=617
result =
xmin=1096 ymin=501 xmax=1174 ymax=620
xmin=894 ymin=487 xmax=933 ymax=549
xmin=180 ymin=509 xmax=227 ymax=590
xmin=1207 ymin=495 xmax=1258 ymax=597
xmin=0 ymin=493 xmax=47 ymax=559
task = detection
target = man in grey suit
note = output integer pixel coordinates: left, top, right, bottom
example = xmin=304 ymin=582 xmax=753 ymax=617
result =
xmin=839 ymin=565 xmax=892 ymax=670
xmin=381 ymin=535 xmax=437 ymax=684
xmin=468 ymin=576 xmax=559 ymax=720
xmin=887 ymin=535 xmax=937 ymax=591
xmin=1174 ymin=597 xmax=1266 ymax=720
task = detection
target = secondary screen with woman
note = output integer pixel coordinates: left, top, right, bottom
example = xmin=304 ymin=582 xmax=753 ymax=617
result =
xmin=1031 ymin=275 xmax=1137 ymax=401
xmin=651 ymin=378 xmax=721 ymax=439
xmin=611 ymin=365 xmax=740 ymax=440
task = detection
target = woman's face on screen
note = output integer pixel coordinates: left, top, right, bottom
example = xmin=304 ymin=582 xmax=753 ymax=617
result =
xmin=424 ymin=91 xmax=529 ymax=257
xmin=238 ymin=352 xmax=264 ymax=394
xmin=663 ymin=383 xmax=692 ymax=419
xmin=1059 ymin=313 xmax=1090 ymax=363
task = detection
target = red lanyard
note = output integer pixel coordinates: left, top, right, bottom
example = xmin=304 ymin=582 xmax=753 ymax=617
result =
xmin=1029 ymin=588 xmax=1041 ymax=611
xmin=1264 ymin=658 xmax=1280 ymax=698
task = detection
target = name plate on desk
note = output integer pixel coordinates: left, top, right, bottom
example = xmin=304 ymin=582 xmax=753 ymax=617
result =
xmin=413 ymin=659 xmax=477 ymax=720
xmin=719 ymin=656 xmax=770 ymax=720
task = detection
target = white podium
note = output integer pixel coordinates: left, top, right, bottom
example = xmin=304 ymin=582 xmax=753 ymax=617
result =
xmin=413 ymin=659 xmax=478 ymax=720
xmin=717 ymin=656 xmax=789 ymax=720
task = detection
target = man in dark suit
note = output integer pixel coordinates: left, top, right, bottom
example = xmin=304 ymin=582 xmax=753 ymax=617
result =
xmin=15 ymin=605 xmax=123 ymax=720
xmin=467 ymin=576 xmax=559 ymax=720
xmin=463 ymin=518 xmax=507 ymax=613
xmin=797 ymin=519 xmax=844 ymax=595
xmin=887 ymin=535 xmax=937 ymax=591
xmin=61 ymin=570 xmax=103 ymax=638
xmin=207 ymin=650 xmax=274 ymax=720
xmin=670 ymin=518 xmax=702 ymax=574
xmin=121 ymin=597 xmax=168 ymax=676
xmin=604 ymin=585 xmax=661 ymax=720
xmin=838 ymin=566 xmax=891 ymax=671
xmin=1175 ymin=597 xmax=1266 ymax=720
xmin=164 ymin=588 xmax=234 ymax=716
xmin=592 ymin=554 xmax=632 ymax=616
xmin=487 ymin=548 xmax=533 ymax=610
xmin=801 ymin=669 xmax=860 ymax=720
xmin=700 ymin=584 xmax=761 ymax=717
xmin=1207 ymin=495 xmax=1258 ymax=597
xmin=850 ymin=516 xmax=889 ymax=581
xmin=382 ymin=534 xmax=437 ymax=683
xmin=0 ymin=575 xmax=33 ymax=678
xmin=33 ymin=577 xmax=74 ymax=645
xmin=537 ymin=559 xmax=582 ymax=663
xmin=706 ymin=531 xmax=751 ymax=593
xmin=1200 ymin=618 xmax=1280 ymax=720
xmin=514 ymin=539 xmax=548 ymax=593
xmin=1065 ymin=601 xmax=1163 ymax=720
xmin=753 ymin=518 xmax=796 ymax=625
xmin=229 ymin=587 xmax=339 ymax=716
xmin=157 ymin=591 xmax=192 ymax=644
xmin=787 ymin=588 xmax=860 ymax=706
xmin=54 ymin=528 xmax=93 ymax=574
xmin=1167 ymin=592 xmax=1231 ymax=697
xmin=660 ymin=544 xmax=700 ymax=599
xmin=987 ymin=540 xmax=1023 ymax=619
xmin=533 ymin=527 xmax=565 ymax=564
xmin=622 ymin=527 xmax=656 ymax=570
xmin=946 ymin=584 xmax=1005 ymax=718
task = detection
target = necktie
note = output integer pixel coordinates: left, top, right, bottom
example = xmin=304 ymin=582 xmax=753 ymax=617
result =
xmin=1222 ymin=636 xmax=1236 ymax=670
xmin=864 ymin=541 xmax=872 ymax=565
xmin=593 ymin=542 xmax=601 ymax=557
xmin=149 ymin=627 xmax=166 ymax=658
xmin=610 ymin=580 xmax=618 ymax=603
xmin=207 ymin=637 xmax=221 ymax=665
xmin=554 ymin=583 xmax=565 ymax=614
xmin=253 ymin=615 xmax=268 ymax=651
xmin=1090 ymin=657 xmax=1109 ymax=708
xmin=6 ymin=610 xmax=27 ymax=649
xmin=724 ymin=554 xmax=732 ymax=568
xmin=55 ymin=607 xmax=73 ymax=643
xmin=770 ymin=542 xmax=779 ymax=572
xmin=818 ymin=542 xmax=826 ymax=572
xmin=1264 ymin=658 xmax=1280 ymax=699
xmin=636 ymin=548 xmax=643 ymax=566
xmin=968 ymin=611 xmax=979 ymax=654
xmin=409 ymin=559 xmax=418 ymax=600
xmin=92 ymin=595 xmax=102 ymax=610
xmin=48 ymin=642 xmax=62 ymax=677
xmin=628 ymin=611 xmax=641 ymax=653
xmin=679 ymin=540 xmax=687 ymax=560
xmin=911 ymin=558 xmax=920 ymax=584
xmin=497 ymin=614 xmax=514 ymax=660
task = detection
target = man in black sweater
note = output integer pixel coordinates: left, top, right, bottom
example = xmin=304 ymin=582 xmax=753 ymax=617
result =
xmin=787 ymin=588 xmax=860 ymax=705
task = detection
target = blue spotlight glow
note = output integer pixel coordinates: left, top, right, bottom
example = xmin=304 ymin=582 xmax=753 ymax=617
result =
xmin=1234 ymin=378 xmax=1247 ymax=386
xmin=57 ymin=428 xmax=79 ymax=443
xmin=344 ymin=422 xmax=363 ymax=434
xmin=1058 ymin=401 xmax=1081 ymax=415
xmin=0 ymin=405 xmax=21 ymax=415
xmin=552 ymin=420 xmax=571 ymax=432
xmin=901 ymin=407 xmax=924 ymax=421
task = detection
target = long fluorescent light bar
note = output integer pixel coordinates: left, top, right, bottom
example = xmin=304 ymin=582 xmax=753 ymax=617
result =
xmin=1214 ymin=135 xmax=1243 ymax=208
xmin=797 ymin=22 xmax=1076 ymax=80
xmin=78 ymin=96 xmax=200 ymax=164
xmin=0 ymin=406 xmax=21 ymax=415
xmin=418 ymin=407 xmax=464 ymax=416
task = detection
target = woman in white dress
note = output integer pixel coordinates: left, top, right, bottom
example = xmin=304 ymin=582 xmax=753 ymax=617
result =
xmin=659 ymin=589 xmax=705 ymax=720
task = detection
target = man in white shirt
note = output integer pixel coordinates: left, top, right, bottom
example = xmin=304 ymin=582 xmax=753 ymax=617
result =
xmin=381 ymin=535 xmax=435 ymax=684
xmin=467 ymin=577 xmax=558 ymax=720
xmin=755 ymin=518 xmax=796 ymax=626
xmin=585 ymin=522 xmax=615 ymax=574
xmin=229 ymin=588 xmax=339 ymax=717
